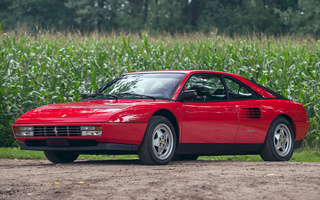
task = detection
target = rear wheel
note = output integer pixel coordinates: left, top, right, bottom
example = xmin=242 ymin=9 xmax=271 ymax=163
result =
xmin=138 ymin=116 xmax=176 ymax=165
xmin=260 ymin=117 xmax=294 ymax=161
xmin=44 ymin=151 xmax=79 ymax=163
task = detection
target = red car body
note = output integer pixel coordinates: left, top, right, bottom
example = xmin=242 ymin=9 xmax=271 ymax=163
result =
xmin=12 ymin=70 xmax=309 ymax=164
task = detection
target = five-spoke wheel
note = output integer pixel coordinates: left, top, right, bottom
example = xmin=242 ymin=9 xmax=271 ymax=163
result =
xmin=273 ymin=123 xmax=292 ymax=157
xmin=138 ymin=116 xmax=176 ymax=165
xmin=260 ymin=117 xmax=294 ymax=161
xmin=152 ymin=124 xmax=174 ymax=160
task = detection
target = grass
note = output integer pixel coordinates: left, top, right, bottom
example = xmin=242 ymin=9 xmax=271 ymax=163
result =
xmin=0 ymin=147 xmax=139 ymax=160
xmin=0 ymin=30 xmax=319 ymax=147
xmin=1 ymin=148 xmax=319 ymax=162
xmin=200 ymin=149 xmax=320 ymax=162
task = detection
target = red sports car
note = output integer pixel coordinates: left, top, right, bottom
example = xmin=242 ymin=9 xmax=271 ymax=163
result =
xmin=12 ymin=70 xmax=309 ymax=165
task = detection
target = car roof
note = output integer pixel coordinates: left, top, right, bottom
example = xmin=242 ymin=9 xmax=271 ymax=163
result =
xmin=126 ymin=70 xmax=237 ymax=76
xmin=126 ymin=70 xmax=248 ymax=82
xmin=126 ymin=70 xmax=277 ymax=99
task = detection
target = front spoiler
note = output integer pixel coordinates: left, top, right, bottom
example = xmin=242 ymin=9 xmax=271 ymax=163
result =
xmin=20 ymin=142 xmax=138 ymax=152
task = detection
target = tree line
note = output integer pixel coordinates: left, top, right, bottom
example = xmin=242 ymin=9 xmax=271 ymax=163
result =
xmin=0 ymin=0 xmax=319 ymax=37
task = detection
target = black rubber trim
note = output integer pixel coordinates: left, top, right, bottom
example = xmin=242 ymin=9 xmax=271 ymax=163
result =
xmin=20 ymin=142 xmax=138 ymax=152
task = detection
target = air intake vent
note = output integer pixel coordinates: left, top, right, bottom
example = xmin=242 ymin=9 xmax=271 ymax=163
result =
xmin=239 ymin=108 xmax=261 ymax=119
xmin=33 ymin=126 xmax=81 ymax=137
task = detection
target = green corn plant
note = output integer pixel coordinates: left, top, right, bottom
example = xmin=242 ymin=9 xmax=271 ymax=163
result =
xmin=0 ymin=31 xmax=319 ymax=147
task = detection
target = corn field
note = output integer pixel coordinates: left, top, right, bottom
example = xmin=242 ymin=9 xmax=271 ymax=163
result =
xmin=0 ymin=31 xmax=319 ymax=147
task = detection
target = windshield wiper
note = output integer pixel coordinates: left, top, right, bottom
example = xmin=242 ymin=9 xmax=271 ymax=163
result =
xmin=116 ymin=93 xmax=156 ymax=100
xmin=87 ymin=93 xmax=118 ymax=99
xmin=97 ymin=75 xmax=125 ymax=94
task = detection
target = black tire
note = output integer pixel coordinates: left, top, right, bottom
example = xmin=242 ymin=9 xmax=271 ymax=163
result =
xmin=44 ymin=151 xmax=79 ymax=163
xmin=173 ymin=154 xmax=199 ymax=161
xmin=260 ymin=117 xmax=294 ymax=161
xmin=138 ymin=116 xmax=177 ymax=165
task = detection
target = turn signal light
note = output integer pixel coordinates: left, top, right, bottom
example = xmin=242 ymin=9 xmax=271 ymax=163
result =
xmin=80 ymin=126 xmax=102 ymax=136
xmin=14 ymin=127 xmax=34 ymax=137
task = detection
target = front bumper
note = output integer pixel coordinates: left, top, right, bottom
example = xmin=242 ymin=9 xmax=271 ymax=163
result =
xmin=13 ymin=122 xmax=148 ymax=145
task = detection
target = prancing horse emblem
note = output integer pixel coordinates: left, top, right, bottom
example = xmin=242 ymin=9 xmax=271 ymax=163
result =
xmin=53 ymin=127 xmax=58 ymax=136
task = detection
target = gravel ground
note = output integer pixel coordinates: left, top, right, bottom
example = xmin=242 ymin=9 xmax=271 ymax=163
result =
xmin=0 ymin=158 xmax=320 ymax=200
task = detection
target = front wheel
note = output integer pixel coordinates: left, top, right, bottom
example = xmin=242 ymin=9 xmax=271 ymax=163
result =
xmin=260 ymin=117 xmax=294 ymax=161
xmin=138 ymin=116 xmax=176 ymax=165
xmin=44 ymin=151 xmax=79 ymax=163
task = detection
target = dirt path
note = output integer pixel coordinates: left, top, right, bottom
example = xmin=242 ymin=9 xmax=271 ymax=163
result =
xmin=0 ymin=158 xmax=319 ymax=200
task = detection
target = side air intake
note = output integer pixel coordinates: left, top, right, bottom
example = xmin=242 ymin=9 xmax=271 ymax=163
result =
xmin=239 ymin=108 xmax=261 ymax=119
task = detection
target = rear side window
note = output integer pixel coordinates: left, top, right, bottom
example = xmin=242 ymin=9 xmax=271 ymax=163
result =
xmin=224 ymin=78 xmax=256 ymax=100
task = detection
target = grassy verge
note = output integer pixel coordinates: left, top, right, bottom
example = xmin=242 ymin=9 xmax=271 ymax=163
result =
xmin=1 ymin=148 xmax=319 ymax=162
xmin=0 ymin=148 xmax=139 ymax=160
xmin=199 ymin=149 xmax=320 ymax=162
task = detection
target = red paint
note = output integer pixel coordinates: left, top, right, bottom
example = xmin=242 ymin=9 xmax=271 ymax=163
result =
xmin=12 ymin=70 xmax=310 ymax=150
xmin=179 ymin=101 xmax=238 ymax=143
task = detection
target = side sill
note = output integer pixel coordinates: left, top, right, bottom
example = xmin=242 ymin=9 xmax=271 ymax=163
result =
xmin=175 ymin=143 xmax=262 ymax=155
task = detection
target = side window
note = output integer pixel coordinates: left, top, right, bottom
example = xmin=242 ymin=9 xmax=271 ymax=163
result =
xmin=224 ymin=78 xmax=254 ymax=100
xmin=184 ymin=74 xmax=227 ymax=102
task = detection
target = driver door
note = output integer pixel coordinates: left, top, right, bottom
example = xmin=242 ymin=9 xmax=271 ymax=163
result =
xmin=180 ymin=74 xmax=239 ymax=144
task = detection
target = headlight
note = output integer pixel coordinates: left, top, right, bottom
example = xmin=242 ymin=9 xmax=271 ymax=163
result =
xmin=14 ymin=127 xmax=34 ymax=137
xmin=80 ymin=126 xmax=102 ymax=136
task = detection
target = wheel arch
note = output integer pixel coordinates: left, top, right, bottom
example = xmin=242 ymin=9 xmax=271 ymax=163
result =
xmin=260 ymin=114 xmax=295 ymax=161
xmin=277 ymin=114 xmax=296 ymax=140
xmin=152 ymin=109 xmax=179 ymax=144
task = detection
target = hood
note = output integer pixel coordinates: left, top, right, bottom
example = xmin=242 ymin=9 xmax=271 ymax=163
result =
xmin=19 ymin=100 xmax=151 ymax=119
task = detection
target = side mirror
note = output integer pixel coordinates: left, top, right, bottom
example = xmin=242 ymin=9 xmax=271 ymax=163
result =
xmin=179 ymin=90 xmax=197 ymax=101
xmin=81 ymin=93 xmax=90 ymax=100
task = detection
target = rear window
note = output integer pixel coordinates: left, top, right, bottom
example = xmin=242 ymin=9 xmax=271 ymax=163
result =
xmin=246 ymin=78 xmax=287 ymax=100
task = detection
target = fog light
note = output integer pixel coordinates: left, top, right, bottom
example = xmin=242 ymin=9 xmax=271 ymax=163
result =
xmin=80 ymin=126 xmax=102 ymax=136
xmin=14 ymin=127 xmax=34 ymax=137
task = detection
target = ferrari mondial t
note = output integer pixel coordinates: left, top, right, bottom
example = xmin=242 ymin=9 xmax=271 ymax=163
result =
xmin=12 ymin=70 xmax=309 ymax=165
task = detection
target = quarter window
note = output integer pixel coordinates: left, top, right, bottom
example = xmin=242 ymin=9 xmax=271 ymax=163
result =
xmin=224 ymin=78 xmax=254 ymax=99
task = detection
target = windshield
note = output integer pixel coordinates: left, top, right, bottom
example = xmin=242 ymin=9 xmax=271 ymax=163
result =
xmin=99 ymin=73 xmax=185 ymax=99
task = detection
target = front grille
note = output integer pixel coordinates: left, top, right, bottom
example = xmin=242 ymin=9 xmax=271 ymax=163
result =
xmin=33 ymin=126 xmax=81 ymax=137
